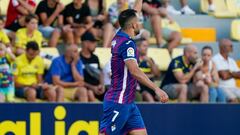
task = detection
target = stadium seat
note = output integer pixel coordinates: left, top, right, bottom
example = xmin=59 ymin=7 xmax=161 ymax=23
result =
xmin=0 ymin=0 xmax=9 ymax=16
xmin=41 ymin=47 xmax=60 ymax=69
xmin=105 ymin=0 xmax=116 ymax=11
xmin=226 ymin=0 xmax=240 ymax=16
xmin=147 ymin=48 xmax=171 ymax=71
xmin=172 ymin=48 xmax=183 ymax=59
xmin=181 ymin=28 xmax=216 ymax=42
xmin=236 ymin=60 xmax=240 ymax=88
xmin=231 ymin=20 xmax=240 ymax=41
xmin=94 ymin=47 xmax=111 ymax=68
xmin=200 ymin=0 xmax=237 ymax=18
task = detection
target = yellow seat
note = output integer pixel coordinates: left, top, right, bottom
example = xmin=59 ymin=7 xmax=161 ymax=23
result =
xmin=201 ymin=0 xmax=237 ymax=18
xmin=226 ymin=0 xmax=240 ymax=16
xmin=105 ymin=0 xmax=116 ymax=11
xmin=147 ymin=48 xmax=171 ymax=71
xmin=172 ymin=48 xmax=183 ymax=59
xmin=94 ymin=47 xmax=111 ymax=68
xmin=231 ymin=20 xmax=240 ymax=41
xmin=0 ymin=0 xmax=9 ymax=16
xmin=41 ymin=47 xmax=60 ymax=69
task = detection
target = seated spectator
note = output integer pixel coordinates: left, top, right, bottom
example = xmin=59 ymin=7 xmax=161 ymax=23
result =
xmin=0 ymin=16 xmax=11 ymax=47
xmin=15 ymin=14 xmax=43 ymax=55
xmin=207 ymin=0 xmax=215 ymax=12
xmin=212 ymin=39 xmax=240 ymax=103
xmin=35 ymin=0 xmax=63 ymax=47
xmin=85 ymin=0 xmax=113 ymax=48
xmin=13 ymin=41 xmax=63 ymax=102
xmin=162 ymin=0 xmax=195 ymax=15
xmin=5 ymin=0 xmax=36 ymax=32
xmin=0 ymin=43 xmax=15 ymax=102
xmin=80 ymin=32 xmax=105 ymax=101
xmin=107 ymin=0 xmax=150 ymax=48
xmin=103 ymin=61 xmax=111 ymax=91
xmin=63 ymin=0 xmax=95 ymax=45
xmin=45 ymin=44 xmax=89 ymax=102
xmin=194 ymin=46 xmax=226 ymax=103
xmin=137 ymin=38 xmax=160 ymax=102
xmin=161 ymin=45 xmax=209 ymax=103
xmin=142 ymin=0 xmax=181 ymax=54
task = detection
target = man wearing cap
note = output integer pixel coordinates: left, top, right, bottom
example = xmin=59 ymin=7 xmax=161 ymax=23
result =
xmin=80 ymin=32 xmax=105 ymax=102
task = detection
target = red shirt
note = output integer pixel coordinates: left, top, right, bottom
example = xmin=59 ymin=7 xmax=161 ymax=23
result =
xmin=5 ymin=0 xmax=36 ymax=27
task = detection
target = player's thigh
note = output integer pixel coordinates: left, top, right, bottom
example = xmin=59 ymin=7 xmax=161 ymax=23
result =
xmin=123 ymin=104 xmax=146 ymax=135
xmin=100 ymin=102 xmax=130 ymax=134
xmin=128 ymin=129 xmax=147 ymax=135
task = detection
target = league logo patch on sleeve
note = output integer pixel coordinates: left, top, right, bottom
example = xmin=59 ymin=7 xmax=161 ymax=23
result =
xmin=127 ymin=47 xmax=135 ymax=57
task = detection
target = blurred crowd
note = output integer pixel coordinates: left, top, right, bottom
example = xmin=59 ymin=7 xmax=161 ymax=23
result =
xmin=0 ymin=0 xmax=240 ymax=103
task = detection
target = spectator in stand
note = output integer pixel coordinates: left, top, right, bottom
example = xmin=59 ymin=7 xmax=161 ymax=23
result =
xmin=106 ymin=0 xmax=150 ymax=48
xmin=0 ymin=16 xmax=11 ymax=47
xmin=103 ymin=61 xmax=111 ymax=91
xmin=13 ymin=41 xmax=64 ymax=102
xmin=5 ymin=0 xmax=36 ymax=32
xmin=212 ymin=39 xmax=240 ymax=103
xmin=0 ymin=43 xmax=16 ymax=102
xmin=35 ymin=0 xmax=64 ymax=47
xmin=63 ymin=0 xmax=95 ymax=45
xmin=15 ymin=14 xmax=42 ymax=55
xmin=45 ymin=44 xmax=89 ymax=102
xmin=161 ymin=45 xmax=209 ymax=103
xmin=142 ymin=0 xmax=181 ymax=54
xmin=80 ymin=32 xmax=105 ymax=101
xmin=137 ymin=38 xmax=161 ymax=102
xmin=85 ymin=0 xmax=113 ymax=48
xmin=194 ymin=46 xmax=226 ymax=103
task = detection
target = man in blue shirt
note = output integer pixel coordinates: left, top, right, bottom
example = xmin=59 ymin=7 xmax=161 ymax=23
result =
xmin=99 ymin=1 xmax=168 ymax=134
xmin=45 ymin=44 xmax=88 ymax=102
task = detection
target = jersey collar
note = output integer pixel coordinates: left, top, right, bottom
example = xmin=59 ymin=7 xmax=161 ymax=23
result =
xmin=117 ymin=29 xmax=131 ymax=39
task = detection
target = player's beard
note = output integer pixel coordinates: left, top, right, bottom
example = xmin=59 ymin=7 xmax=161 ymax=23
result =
xmin=134 ymin=28 xmax=140 ymax=36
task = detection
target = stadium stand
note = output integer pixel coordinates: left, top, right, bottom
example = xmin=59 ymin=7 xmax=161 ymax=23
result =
xmin=231 ymin=19 xmax=240 ymax=41
xmin=0 ymin=0 xmax=9 ymax=16
xmin=226 ymin=0 xmax=240 ymax=16
xmin=237 ymin=60 xmax=240 ymax=88
xmin=201 ymin=0 xmax=237 ymax=18
xmin=171 ymin=48 xmax=183 ymax=59
xmin=147 ymin=48 xmax=171 ymax=71
xmin=181 ymin=27 xmax=216 ymax=42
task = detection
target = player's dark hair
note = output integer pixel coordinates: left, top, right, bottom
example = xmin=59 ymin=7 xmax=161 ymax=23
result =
xmin=25 ymin=14 xmax=38 ymax=23
xmin=119 ymin=9 xmax=137 ymax=30
xmin=202 ymin=46 xmax=213 ymax=54
xmin=26 ymin=41 xmax=39 ymax=51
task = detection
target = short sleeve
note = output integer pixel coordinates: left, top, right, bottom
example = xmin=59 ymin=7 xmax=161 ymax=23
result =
xmin=119 ymin=40 xmax=137 ymax=62
xmin=77 ymin=60 xmax=84 ymax=76
xmin=231 ymin=60 xmax=240 ymax=72
xmin=12 ymin=0 xmax=20 ymax=7
xmin=35 ymin=1 xmax=47 ymax=15
xmin=49 ymin=59 xmax=61 ymax=76
xmin=37 ymin=57 xmax=44 ymax=75
xmin=15 ymin=30 xmax=24 ymax=48
xmin=171 ymin=59 xmax=183 ymax=72
xmin=1 ymin=32 xmax=10 ymax=44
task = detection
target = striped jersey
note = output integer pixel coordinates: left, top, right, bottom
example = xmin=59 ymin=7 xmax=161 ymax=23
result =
xmin=104 ymin=30 xmax=138 ymax=104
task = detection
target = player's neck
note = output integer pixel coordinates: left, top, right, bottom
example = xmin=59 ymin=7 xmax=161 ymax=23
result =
xmin=122 ymin=29 xmax=134 ymax=38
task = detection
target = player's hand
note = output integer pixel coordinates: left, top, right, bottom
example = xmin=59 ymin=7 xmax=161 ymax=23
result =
xmin=155 ymin=88 xmax=168 ymax=103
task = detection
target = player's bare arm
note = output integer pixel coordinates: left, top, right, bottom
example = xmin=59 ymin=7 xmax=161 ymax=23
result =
xmin=125 ymin=59 xmax=168 ymax=103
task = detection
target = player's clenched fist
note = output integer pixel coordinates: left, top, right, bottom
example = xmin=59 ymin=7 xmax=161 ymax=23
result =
xmin=155 ymin=88 xmax=169 ymax=103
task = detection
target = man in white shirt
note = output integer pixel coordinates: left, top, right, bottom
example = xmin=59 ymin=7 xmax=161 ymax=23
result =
xmin=212 ymin=39 xmax=240 ymax=102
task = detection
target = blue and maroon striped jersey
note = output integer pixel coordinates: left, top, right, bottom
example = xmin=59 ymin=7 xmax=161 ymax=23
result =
xmin=104 ymin=30 xmax=138 ymax=104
